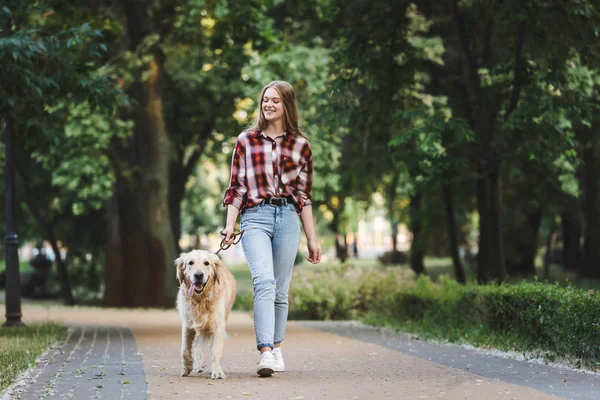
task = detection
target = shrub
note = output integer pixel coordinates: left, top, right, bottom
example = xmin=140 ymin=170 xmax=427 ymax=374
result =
xmin=288 ymin=265 xmax=358 ymax=320
xmin=377 ymin=250 xmax=408 ymax=265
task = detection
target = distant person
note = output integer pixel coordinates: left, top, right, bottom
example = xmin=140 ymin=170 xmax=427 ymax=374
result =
xmin=25 ymin=242 xmax=52 ymax=298
xmin=222 ymin=80 xmax=321 ymax=377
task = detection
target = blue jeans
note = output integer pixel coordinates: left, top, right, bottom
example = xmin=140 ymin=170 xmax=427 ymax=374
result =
xmin=240 ymin=203 xmax=301 ymax=350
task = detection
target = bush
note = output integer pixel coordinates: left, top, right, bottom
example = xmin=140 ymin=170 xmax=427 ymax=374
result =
xmin=377 ymin=250 xmax=408 ymax=265
xmin=289 ymin=265 xmax=358 ymax=320
xmin=233 ymin=291 xmax=253 ymax=311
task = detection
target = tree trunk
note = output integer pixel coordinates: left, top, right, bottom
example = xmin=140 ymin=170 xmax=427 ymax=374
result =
xmin=442 ymin=183 xmax=466 ymax=283
xmin=169 ymin=167 xmax=185 ymax=253
xmin=505 ymin=208 xmax=542 ymax=277
xmin=561 ymin=209 xmax=582 ymax=271
xmin=391 ymin=221 xmax=398 ymax=252
xmin=475 ymin=178 xmax=491 ymax=282
xmin=409 ymin=194 xmax=426 ymax=275
xmin=488 ymin=169 xmax=506 ymax=280
xmin=47 ymin=226 xmax=75 ymax=305
xmin=329 ymin=208 xmax=347 ymax=262
xmin=104 ymin=0 xmax=176 ymax=307
xmin=17 ymin=169 xmax=75 ymax=305
xmin=581 ymin=129 xmax=600 ymax=278
xmin=543 ymin=224 xmax=556 ymax=280
xmin=386 ymin=170 xmax=400 ymax=253
xmin=449 ymin=0 xmax=507 ymax=282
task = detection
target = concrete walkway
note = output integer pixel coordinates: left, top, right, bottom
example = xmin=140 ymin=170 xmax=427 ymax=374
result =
xmin=3 ymin=305 xmax=600 ymax=399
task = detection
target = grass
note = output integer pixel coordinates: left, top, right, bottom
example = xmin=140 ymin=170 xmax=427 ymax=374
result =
xmin=0 ymin=260 xmax=34 ymax=274
xmin=0 ymin=323 xmax=67 ymax=393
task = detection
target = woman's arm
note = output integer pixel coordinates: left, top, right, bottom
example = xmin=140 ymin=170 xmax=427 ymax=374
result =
xmin=300 ymin=205 xmax=321 ymax=264
xmin=222 ymin=137 xmax=246 ymax=243
xmin=222 ymin=204 xmax=240 ymax=244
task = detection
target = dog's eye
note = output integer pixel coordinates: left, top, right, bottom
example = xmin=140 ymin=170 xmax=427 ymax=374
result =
xmin=188 ymin=261 xmax=194 ymax=265
xmin=204 ymin=261 xmax=210 ymax=266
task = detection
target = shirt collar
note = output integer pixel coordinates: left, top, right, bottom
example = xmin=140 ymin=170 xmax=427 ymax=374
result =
xmin=255 ymin=129 xmax=290 ymax=141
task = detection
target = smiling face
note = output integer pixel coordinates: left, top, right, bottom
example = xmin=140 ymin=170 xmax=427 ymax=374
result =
xmin=261 ymin=87 xmax=285 ymax=124
xmin=175 ymin=250 xmax=219 ymax=297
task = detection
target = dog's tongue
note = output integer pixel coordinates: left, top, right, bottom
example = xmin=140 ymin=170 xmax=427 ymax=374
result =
xmin=188 ymin=285 xmax=195 ymax=298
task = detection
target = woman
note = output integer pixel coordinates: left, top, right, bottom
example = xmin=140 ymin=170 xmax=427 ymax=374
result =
xmin=222 ymin=80 xmax=321 ymax=377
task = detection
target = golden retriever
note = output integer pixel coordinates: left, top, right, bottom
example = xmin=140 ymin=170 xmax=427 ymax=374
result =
xmin=175 ymin=250 xmax=236 ymax=379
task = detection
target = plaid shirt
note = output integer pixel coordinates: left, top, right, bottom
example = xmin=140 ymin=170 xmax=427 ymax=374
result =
xmin=223 ymin=129 xmax=313 ymax=214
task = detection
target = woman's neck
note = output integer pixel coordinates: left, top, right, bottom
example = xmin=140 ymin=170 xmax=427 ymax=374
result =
xmin=263 ymin=120 xmax=285 ymax=138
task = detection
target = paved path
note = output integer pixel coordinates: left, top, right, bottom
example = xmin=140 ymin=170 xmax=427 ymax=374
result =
xmin=302 ymin=321 xmax=600 ymax=400
xmin=3 ymin=305 xmax=600 ymax=399
xmin=16 ymin=326 xmax=145 ymax=400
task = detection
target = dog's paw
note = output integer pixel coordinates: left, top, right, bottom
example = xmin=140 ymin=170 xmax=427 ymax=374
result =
xmin=211 ymin=366 xmax=226 ymax=380
xmin=194 ymin=365 xmax=206 ymax=373
xmin=180 ymin=365 xmax=193 ymax=377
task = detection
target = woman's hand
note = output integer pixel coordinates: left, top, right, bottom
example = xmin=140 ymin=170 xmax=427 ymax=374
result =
xmin=221 ymin=225 xmax=236 ymax=245
xmin=222 ymin=204 xmax=241 ymax=245
xmin=306 ymin=237 xmax=321 ymax=264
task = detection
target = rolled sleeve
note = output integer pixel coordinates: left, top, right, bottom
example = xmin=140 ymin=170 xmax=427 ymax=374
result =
xmin=296 ymin=150 xmax=313 ymax=213
xmin=223 ymin=138 xmax=247 ymax=210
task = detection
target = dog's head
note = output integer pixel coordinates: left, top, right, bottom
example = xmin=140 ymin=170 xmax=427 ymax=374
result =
xmin=175 ymin=250 xmax=224 ymax=298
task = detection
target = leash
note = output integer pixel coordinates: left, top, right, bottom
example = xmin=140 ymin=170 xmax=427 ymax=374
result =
xmin=216 ymin=230 xmax=244 ymax=254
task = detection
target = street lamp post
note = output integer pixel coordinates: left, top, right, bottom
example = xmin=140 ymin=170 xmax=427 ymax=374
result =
xmin=3 ymin=113 xmax=24 ymax=327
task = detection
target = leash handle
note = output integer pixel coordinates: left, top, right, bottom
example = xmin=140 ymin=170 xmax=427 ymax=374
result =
xmin=216 ymin=230 xmax=244 ymax=254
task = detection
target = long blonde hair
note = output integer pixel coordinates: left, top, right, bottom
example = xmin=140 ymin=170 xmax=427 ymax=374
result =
xmin=250 ymin=80 xmax=306 ymax=138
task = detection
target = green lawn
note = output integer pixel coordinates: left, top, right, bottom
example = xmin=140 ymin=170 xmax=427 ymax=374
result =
xmin=0 ymin=323 xmax=66 ymax=393
xmin=0 ymin=260 xmax=34 ymax=274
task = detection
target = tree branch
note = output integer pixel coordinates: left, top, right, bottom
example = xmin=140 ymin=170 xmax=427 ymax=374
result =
xmin=182 ymin=119 xmax=214 ymax=180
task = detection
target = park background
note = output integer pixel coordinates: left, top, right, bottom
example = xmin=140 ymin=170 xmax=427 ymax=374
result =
xmin=2 ymin=0 xmax=600 ymax=389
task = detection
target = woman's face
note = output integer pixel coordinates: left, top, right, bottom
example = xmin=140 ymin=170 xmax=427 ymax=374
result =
xmin=262 ymin=87 xmax=285 ymax=125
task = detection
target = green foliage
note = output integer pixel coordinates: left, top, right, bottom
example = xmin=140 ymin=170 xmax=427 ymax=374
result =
xmin=377 ymin=277 xmax=600 ymax=368
xmin=181 ymin=156 xmax=228 ymax=236
xmin=37 ymin=102 xmax=132 ymax=216
xmin=232 ymin=292 xmax=254 ymax=311
xmin=289 ymin=265 xmax=359 ymax=320
xmin=0 ymin=2 xmax=119 ymax=113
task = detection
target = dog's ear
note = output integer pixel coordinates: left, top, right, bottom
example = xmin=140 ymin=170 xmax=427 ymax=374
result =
xmin=209 ymin=253 xmax=224 ymax=286
xmin=175 ymin=253 xmax=187 ymax=285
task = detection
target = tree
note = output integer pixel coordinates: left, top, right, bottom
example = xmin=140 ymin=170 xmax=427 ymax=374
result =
xmin=1 ymin=1 xmax=121 ymax=304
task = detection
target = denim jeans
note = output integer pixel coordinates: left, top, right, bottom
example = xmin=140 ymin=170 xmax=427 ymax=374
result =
xmin=240 ymin=203 xmax=301 ymax=350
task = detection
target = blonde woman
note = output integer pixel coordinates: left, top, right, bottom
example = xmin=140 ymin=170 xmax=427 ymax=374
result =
xmin=222 ymin=80 xmax=321 ymax=376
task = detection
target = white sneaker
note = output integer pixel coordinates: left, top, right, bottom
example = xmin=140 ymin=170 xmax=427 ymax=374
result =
xmin=272 ymin=348 xmax=285 ymax=372
xmin=257 ymin=351 xmax=274 ymax=377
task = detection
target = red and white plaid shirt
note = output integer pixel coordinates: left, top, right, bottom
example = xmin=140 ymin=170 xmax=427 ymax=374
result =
xmin=223 ymin=129 xmax=313 ymax=214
